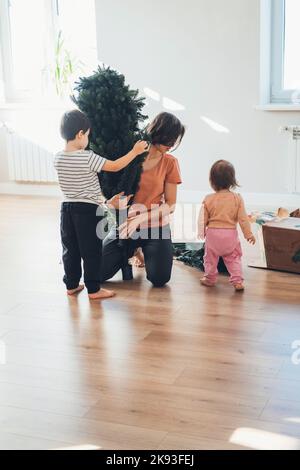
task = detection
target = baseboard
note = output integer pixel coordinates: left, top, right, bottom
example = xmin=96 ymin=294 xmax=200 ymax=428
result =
xmin=0 ymin=182 xmax=61 ymax=197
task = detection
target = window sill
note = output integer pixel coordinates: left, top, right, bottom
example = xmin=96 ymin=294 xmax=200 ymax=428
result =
xmin=0 ymin=100 xmax=73 ymax=111
xmin=255 ymin=104 xmax=300 ymax=111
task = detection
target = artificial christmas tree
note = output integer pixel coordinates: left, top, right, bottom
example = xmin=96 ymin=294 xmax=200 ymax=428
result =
xmin=72 ymin=65 xmax=149 ymax=200
xmin=173 ymin=243 xmax=229 ymax=274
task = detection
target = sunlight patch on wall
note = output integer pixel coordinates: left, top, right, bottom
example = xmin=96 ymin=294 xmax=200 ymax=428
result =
xmin=163 ymin=97 xmax=185 ymax=111
xmin=144 ymin=87 xmax=160 ymax=102
xmin=285 ymin=417 xmax=300 ymax=424
xmin=230 ymin=427 xmax=300 ymax=450
xmin=143 ymin=88 xmax=185 ymax=112
xmin=201 ymin=116 xmax=230 ymax=134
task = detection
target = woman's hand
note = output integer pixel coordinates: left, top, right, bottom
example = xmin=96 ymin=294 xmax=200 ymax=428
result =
xmin=106 ymin=192 xmax=133 ymax=210
xmin=247 ymin=234 xmax=256 ymax=245
xmin=119 ymin=214 xmax=145 ymax=239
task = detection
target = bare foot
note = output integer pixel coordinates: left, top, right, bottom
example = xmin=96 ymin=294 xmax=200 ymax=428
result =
xmin=200 ymin=277 xmax=216 ymax=287
xmin=234 ymin=283 xmax=245 ymax=292
xmin=67 ymin=285 xmax=84 ymax=296
xmin=129 ymin=248 xmax=145 ymax=268
xmin=88 ymin=289 xmax=116 ymax=300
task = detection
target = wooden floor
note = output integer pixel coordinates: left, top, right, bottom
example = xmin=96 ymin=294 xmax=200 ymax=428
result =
xmin=0 ymin=195 xmax=300 ymax=450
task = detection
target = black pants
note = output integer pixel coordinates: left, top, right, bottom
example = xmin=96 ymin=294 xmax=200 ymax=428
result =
xmin=101 ymin=225 xmax=174 ymax=288
xmin=60 ymin=202 xmax=104 ymax=294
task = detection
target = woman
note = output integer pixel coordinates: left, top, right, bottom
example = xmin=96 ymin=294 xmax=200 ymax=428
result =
xmin=101 ymin=112 xmax=185 ymax=287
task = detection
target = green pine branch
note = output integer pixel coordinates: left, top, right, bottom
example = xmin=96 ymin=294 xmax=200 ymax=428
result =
xmin=73 ymin=66 xmax=149 ymax=199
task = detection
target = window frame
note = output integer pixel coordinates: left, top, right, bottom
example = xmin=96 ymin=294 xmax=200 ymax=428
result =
xmin=270 ymin=0 xmax=300 ymax=104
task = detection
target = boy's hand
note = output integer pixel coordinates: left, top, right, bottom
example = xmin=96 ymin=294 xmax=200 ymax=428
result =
xmin=106 ymin=192 xmax=133 ymax=210
xmin=247 ymin=234 xmax=256 ymax=245
xmin=133 ymin=140 xmax=149 ymax=156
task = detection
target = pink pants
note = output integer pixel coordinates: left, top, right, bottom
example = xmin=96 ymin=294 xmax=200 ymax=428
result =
xmin=204 ymin=228 xmax=243 ymax=285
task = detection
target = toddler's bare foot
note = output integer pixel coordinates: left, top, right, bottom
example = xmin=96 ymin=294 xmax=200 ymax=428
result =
xmin=234 ymin=283 xmax=245 ymax=292
xmin=88 ymin=289 xmax=116 ymax=300
xmin=129 ymin=248 xmax=145 ymax=268
xmin=67 ymin=285 xmax=84 ymax=296
xmin=200 ymin=277 xmax=216 ymax=287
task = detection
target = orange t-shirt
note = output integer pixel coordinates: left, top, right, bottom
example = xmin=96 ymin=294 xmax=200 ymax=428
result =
xmin=128 ymin=154 xmax=182 ymax=227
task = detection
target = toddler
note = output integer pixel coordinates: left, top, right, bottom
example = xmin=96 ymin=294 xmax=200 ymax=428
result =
xmin=55 ymin=109 xmax=148 ymax=300
xmin=197 ymin=160 xmax=255 ymax=291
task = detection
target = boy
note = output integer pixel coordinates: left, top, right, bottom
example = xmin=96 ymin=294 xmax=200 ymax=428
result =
xmin=55 ymin=109 xmax=148 ymax=300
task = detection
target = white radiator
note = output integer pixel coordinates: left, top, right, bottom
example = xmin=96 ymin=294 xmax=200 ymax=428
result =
xmin=281 ymin=125 xmax=300 ymax=194
xmin=1 ymin=122 xmax=58 ymax=183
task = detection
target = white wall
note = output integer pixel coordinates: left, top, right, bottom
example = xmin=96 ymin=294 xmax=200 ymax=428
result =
xmin=95 ymin=0 xmax=300 ymax=196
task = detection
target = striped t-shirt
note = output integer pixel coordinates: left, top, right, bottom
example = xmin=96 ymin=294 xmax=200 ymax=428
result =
xmin=54 ymin=150 xmax=107 ymax=205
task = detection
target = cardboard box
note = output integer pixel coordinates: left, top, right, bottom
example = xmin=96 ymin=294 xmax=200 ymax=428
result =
xmin=262 ymin=218 xmax=300 ymax=274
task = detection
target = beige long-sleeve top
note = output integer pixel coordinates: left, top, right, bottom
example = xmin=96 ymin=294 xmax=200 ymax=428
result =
xmin=198 ymin=190 xmax=253 ymax=240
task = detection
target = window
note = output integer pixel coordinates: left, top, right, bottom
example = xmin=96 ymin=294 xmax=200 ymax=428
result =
xmin=283 ymin=0 xmax=300 ymax=90
xmin=0 ymin=0 xmax=97 ymax=103
xmin=55 ymin=0 xmax=97 ymax=75
xmin=271 ymin=0 xmax=300 ymax=104
xmin=6 ymin=0 xmax=49 ymax=101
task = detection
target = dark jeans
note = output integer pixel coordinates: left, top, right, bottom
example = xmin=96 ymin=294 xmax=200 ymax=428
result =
xmin=60 ymin=202 xmax=104 ymax=294
xmin=101 ymin=225 xmax=174 ymax=287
